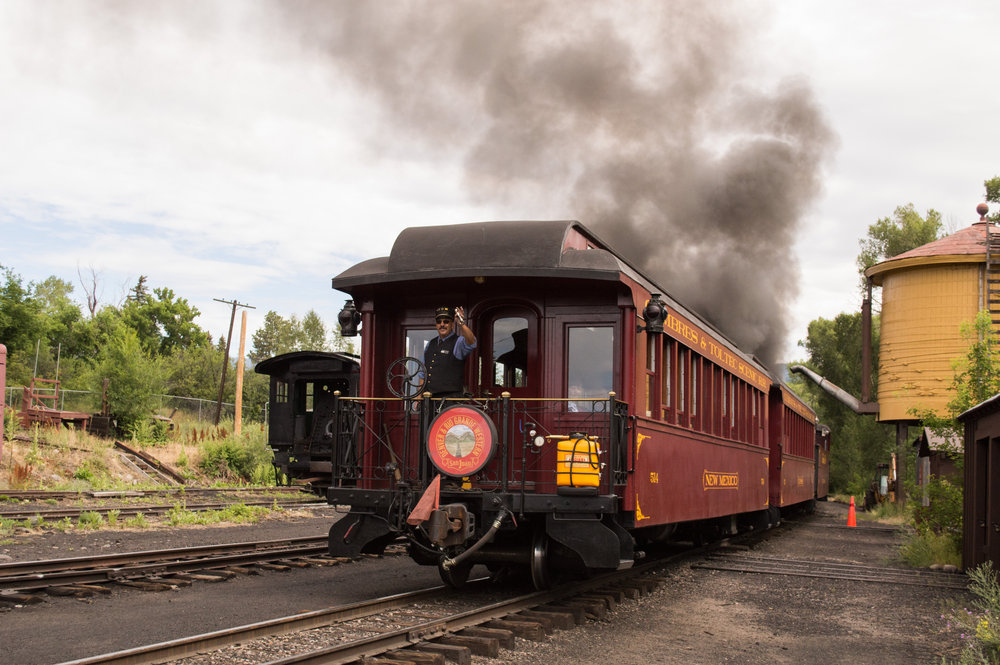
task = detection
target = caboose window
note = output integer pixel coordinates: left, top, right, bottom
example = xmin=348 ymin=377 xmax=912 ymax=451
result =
xmin=492 ymin=317 xmax=528 ymax=388
xmin=567 ymin=326 xmax=613 ymax=410
xmin=406 ymin=329 xmax=437 ymax=384
xmin=275 ymin=380 xmax=288 ymax=404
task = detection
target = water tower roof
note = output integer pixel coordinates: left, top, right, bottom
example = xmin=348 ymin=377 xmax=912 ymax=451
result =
xmin=865 ymin=221 xmax=992 ymax=284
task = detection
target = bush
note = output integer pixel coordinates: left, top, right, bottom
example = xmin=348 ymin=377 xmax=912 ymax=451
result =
xmin=900 ymin=530 xmax=961 ymax=568
xmin=198 ymin=437 xmax=273 ymax=482
xmin=912 ymin=475 xmax=963 ymax=548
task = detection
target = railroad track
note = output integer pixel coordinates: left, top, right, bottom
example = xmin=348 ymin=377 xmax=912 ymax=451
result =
xmin=0 ymin=535 xmax=366 ymax=600
xmin=693 ymin=551 xmax=968 ymax=589
xmin=57 ymin=560 xmax=674 ymax=665
xmin=0 ymin=497 xmax=326 ymax=521
xmin=0 ymin=487 xmax=315 ymax=501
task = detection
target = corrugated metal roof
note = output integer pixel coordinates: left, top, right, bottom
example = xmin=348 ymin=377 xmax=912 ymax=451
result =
xmin=865 ymin=222 xmax=994 ymax=283
xmin=891 ymin=223 xmax=989 ymax=260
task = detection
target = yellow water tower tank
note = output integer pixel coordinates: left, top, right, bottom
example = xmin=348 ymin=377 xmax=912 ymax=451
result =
xmin=865 ymin=204 xmax=997 ymax=422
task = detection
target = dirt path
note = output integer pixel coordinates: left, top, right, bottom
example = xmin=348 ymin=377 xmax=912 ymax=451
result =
xmin=507 ymin=501 xmax=969 ymax=664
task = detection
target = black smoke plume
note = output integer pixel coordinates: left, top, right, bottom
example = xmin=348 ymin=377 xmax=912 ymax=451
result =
xmin=283 ymin=1 xmax=837 ymax=364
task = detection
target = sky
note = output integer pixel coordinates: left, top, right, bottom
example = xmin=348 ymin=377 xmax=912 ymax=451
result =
xmin=1 ymin=1 xmax=998 ymax=364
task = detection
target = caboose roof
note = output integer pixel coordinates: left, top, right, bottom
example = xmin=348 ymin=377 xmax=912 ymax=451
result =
xmin=331 ymin=220 xmax=626 ymax=289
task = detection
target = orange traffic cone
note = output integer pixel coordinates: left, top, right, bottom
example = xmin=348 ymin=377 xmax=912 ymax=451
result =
xmin=847 ymin=495 xmax=857 ymax=527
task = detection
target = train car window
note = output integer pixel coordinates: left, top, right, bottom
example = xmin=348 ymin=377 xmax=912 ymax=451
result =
xmin=690 ymin=354 xmax=699 ymax=424
xmin=275 ymin=380 xmax=288 ymax=404
xmin=712 ymin=366 xmax=722 ymax=436
xmin=719 ymin=371 xmax=729 ymax=426
xmin=645 ymin=334 xmax=657 ymax=417
xmin=678 ymin=346 xmax=687 ymax=420
xmin=729 ymin=377 xmax=738 ymax=428
xmin=492 ymin=317 xmax=528 ymax=388
xmin=295 ymin=381 xmax=315 ymax=413
xmin=567 ymin=326 xmax=613 ymax=411
xmin=661 ymin=338 xmax=673 ymax=421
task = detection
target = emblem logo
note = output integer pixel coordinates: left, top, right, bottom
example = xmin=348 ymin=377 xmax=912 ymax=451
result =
xmin=427 ymin=405 xmax=497 ymax=477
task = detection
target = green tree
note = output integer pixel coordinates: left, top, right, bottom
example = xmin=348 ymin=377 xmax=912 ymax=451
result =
xmin=249 ymin=311 xmax=298 ymax=363
xmin=120 ymin=283 xmax=209 ymax=356
xmin=165 ymin=343 xmax=229 ymax=402
xmin=0 ymin=266 xmax=46 ymax=384
xmin=793 ymin=312 xmax=894 ymax=494
xmin=300 ymin=310 xmax=328 ymax=351
xmin=89 ymin=326 xmax=165 ymax=434
xmin=856 ymin=203 xmax=943 ymax=287
xmin=984 ymin=175 xmax=1000 ymax=223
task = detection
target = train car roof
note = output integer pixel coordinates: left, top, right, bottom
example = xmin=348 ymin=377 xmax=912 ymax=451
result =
xmin=331 ymin=219 xmax=771 ymax=380
xmin=331 ymin=220 xmax=627 ymax=288
xmin=254 ymin=350 xmax=360 ymax=377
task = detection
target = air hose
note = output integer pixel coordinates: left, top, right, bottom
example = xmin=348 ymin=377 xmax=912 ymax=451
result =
xmin=440 ymin=507 xmax=511 ymax=570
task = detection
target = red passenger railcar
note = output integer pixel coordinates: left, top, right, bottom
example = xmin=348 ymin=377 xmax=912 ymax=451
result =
xmin=267 ymin=220 xmax=826 ymax=588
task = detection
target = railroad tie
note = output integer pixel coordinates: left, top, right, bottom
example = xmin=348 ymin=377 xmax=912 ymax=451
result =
xmin=0 ymin=591 xmax=43 ymax=605
xmin=408 ymin=642 xmax=472 ymax=665
xmin=459 ymin=626 xmax=515 ymax=649
xmin=538 ymin=602 xmax=586 ymax=624
xmin=517 ymin=609 xmax=575 ymax=630
xmin=385 ymin=648 xmax=447 ymax=664
xmin=434 ymin=633 xmax=499 ymax=657
xmin=484 ymin=618 xmax=546 ymax=640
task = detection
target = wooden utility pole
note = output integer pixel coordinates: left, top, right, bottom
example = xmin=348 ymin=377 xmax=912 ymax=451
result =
xmin=0 ymin=344 xmax=6 ymax=460
xmin=234 ymin=310 xmax=247 ymax=436
xmin=213 ymin=299 xmax=255 ymax=426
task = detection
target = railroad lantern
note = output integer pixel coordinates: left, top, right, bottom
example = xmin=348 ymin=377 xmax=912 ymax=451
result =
xmin=337 ymin=299 xmax=361 ymax=337
xmin=639 ymin=293 xmax=667 ymax=334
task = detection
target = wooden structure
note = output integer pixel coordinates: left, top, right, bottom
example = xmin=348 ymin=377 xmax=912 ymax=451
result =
xmin=958 ymin=394 xmax=1000 ymax=570
xmin=19 ymin=378 xmax=90 ymax=430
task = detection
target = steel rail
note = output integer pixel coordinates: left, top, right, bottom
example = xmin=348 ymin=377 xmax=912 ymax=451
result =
xmin=50 ymin=532 xmax=734 ymax=665
xmin=0 ymin=536 xmax=330 ymax=592
xmin=0 ymin=499 xmax=326 ymax=521
xmin=54 ymin=583 xmax=487 ymax=665
xmin=695 ymin=553 xmax=968 ymax=589
xmin=0 ymin=487 xmax=312 ymax=501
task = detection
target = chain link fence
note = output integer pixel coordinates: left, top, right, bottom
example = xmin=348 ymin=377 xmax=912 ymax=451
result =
xmin=4 ymin=386 xmax=249 ymax=424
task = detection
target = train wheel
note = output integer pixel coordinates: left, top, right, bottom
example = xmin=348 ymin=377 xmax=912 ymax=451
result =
xmin=529 ymin=529 xmax=552 ymax=590
xmin=438 ymin=560 xmax=472 ymax=589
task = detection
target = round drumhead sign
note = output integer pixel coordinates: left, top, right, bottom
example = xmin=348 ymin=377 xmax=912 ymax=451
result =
xmin=427 ymin=405 xmax=497 ymax=477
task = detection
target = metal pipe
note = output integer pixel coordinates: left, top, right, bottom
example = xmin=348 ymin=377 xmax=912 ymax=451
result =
xmin=788 ymin=365 xmax=878 ymax=415
xmin=862 ymin=278 xmax=873 ymax=403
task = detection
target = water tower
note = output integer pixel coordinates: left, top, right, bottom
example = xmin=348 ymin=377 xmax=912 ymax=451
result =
xmin=865 ymin=203 xmax=998 ymax=422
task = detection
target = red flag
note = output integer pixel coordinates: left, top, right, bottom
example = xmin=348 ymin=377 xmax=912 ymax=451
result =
xmin=406 ymin=474 xmax=441 ymax=525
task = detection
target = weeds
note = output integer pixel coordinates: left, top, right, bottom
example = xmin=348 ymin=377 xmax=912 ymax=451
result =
xmin=125 ymin=512 xmax=148 ymax=528
xmin=165 ymin=502 xmax=269 ymax=526
xmin=901 ymin=530 xmax=961 ymax=568
xmin=942 ymin=562 xmax=1000 ymax=663
xmin=76 ymin=511 xmax=104 ymax=530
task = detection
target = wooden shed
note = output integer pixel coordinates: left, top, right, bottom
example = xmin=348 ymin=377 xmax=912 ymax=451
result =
xmin=958 ymin=393 xmax=1000 ymax=570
